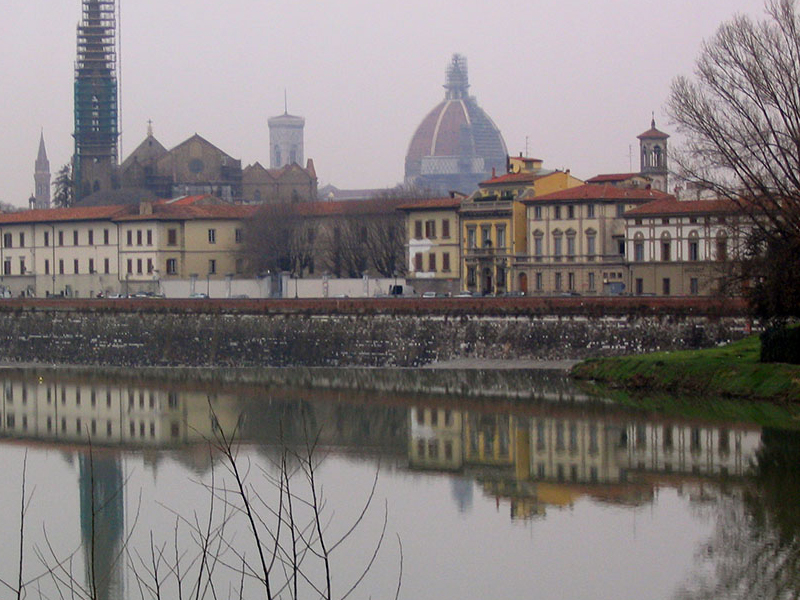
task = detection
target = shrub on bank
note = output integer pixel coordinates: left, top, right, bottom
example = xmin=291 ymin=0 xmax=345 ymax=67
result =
xmin=761 ymin=326 xmax=800 ymax=365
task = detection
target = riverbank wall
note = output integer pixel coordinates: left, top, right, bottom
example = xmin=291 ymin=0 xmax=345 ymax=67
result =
xmin=0 ymin=297 xmax=751 ymax=367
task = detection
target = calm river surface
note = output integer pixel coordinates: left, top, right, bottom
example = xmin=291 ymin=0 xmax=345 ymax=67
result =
xmin=0 ymin=366 xmax=797 ymax=600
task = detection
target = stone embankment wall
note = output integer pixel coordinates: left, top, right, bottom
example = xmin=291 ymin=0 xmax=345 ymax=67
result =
xmin=0 ymin=298 xmax=751 ymax=367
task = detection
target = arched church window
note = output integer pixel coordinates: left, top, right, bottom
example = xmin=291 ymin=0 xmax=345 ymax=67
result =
xmin=654 ymin=145 xmax=662 ymax=167
xmin=274 ymin=146 xmax=281 ymax=167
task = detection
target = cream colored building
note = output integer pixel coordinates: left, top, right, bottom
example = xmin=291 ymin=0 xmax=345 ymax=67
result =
xmin=517 ymin=183 xmax=673 ymax=295
xmin=624 ymin=197 xmax=744 ymax=296
xmin=0 ymin=374 xmax=240 ymax=447
xmin=0 ymin=196 xmax=256 ymax=298
xmin=0 ymin=206 xmax=126 ymax=298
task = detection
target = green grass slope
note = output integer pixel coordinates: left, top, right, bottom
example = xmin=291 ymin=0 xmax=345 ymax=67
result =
xmin=571 ymin=335 xmax=800 ymax=403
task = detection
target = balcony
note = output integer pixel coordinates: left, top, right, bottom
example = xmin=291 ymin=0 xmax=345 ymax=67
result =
xmin=465 ymin=246 xmax=509 ymax=258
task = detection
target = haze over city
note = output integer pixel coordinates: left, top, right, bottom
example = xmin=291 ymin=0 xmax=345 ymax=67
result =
xmin=2 ymin=0 xmax=767 ymax=207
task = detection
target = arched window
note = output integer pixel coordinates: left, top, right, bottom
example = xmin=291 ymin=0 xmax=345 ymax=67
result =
xmin=688 ymin=230 xmax=700 ymax=261
xmin=274 ymin=145 xmax=282 ymax=167
xmin=660 ymin=232 xmax=671 ymax=262
xmin=716 ymin=231 xmax=728 ymax=261
xmin=634 ymin=232 xmax=645 ymax=262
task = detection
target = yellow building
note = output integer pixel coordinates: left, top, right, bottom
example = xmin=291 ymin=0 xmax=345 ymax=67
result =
xmin=115 ymin=196 xmax=254 ymax=293
xmin=399 ymin=196 xmax=463 ymax=295
xmin=460 ymin=166 xmax=583 ymax=295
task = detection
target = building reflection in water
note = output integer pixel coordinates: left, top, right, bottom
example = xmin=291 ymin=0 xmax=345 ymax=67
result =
xmin=0 ymin=368 xmax=774 ymax=596
xmin=408 ymin=404 xmax=762 ymax=519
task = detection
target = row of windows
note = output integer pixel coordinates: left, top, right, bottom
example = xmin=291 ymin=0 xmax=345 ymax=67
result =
xmin=633 ymin=237 xmax=727 ymax=262
xmin=5 ymin=385 xmax=179 ymax=410
xmin=535 ymin=420 xmax=600 ymax=454
xmin=0 ymin=227 xmax=244 ymax=250
xmin=412 ymin=252 xmax=452 ymax=273
xmin=533 ymin=231 xmax=598 ymax=260
xmin=2 ymin=257 xmax=112 ymax=276
xmin=3 ymin=414 xmax=178 ymax=439
xmin=532 ymin=203 xmax=603 ymax=220
xmin=466 ymin=224 xmax=506 ymax=249
xmin=2 ymin=229 xmax=112 ymax=249
xmin=413 ymin=219 xmax=451 ymax=240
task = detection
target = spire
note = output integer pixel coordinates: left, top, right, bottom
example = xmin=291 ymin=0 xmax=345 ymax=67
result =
xmin=444 ymin=54 xmax=469 ymax=100
xmin=33 ymin=129 xmax=51 ymax=209
xmin=651 ymin=111 xmax=656 ymax=129
xmin=147 ymin=119 xmax=153 ymax=137
xmin=36 ymin=130 xmax=48 ymax=167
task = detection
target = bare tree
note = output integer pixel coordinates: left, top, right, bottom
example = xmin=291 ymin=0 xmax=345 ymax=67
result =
xmin=668 ymin=0 xmax=800 ymax=316
xmin=242 ymin=203 xmax=316 ymax=277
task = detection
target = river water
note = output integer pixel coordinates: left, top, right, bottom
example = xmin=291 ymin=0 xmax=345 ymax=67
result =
xmin=0 ymin=366 xmax=797 ymax=600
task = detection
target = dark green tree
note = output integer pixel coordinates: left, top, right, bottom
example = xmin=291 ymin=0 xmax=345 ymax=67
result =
xmin=52 ymin=163 xmax=74 ymax=208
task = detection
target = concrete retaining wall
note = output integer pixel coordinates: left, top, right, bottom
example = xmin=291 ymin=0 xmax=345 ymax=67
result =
xmin=0 ymin=302 xmax=751 ymax=367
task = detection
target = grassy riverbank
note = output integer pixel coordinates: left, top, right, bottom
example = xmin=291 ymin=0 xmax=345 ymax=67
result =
xmin=571 ymin=334 xmax=800 ymax=404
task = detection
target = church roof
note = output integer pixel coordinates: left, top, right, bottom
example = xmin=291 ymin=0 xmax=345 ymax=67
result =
xmin=405 ymin=54 xmax=507 ymax=180
xmin=121 ymin=133 xmax=168 ymax=170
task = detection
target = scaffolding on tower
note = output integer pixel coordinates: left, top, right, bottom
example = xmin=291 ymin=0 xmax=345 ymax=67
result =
xmin=73 ymin=0 xmax=119 ymax=199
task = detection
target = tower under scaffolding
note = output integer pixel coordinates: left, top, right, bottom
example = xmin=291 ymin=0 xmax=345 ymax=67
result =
xmin=74 ymin=0 xmax=119 ymax=201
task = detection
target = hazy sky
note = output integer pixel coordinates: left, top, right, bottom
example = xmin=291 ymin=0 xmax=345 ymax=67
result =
xmin=2 ymin=0 xmax=769 ymax=207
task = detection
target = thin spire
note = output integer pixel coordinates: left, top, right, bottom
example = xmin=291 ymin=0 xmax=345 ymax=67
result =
xmin=37 ymin=129 xmax=48 ymax=164
xmin=651 ymin=111 xmax=656 ymax=129
xmin=284 ymin=89 xmax=288 ymax=114
xmin=147 ymin=119 xmax=153 ymax=137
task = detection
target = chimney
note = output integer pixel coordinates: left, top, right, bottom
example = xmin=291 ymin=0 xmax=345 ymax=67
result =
xmin=492 ymin=167 xmax=496 ymax=178
xmin=139 ymin=201 xmax=153 ymax=215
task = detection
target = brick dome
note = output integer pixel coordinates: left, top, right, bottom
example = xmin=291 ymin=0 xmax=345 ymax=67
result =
xmin=405 ymin=54 xmax=507 ymax=194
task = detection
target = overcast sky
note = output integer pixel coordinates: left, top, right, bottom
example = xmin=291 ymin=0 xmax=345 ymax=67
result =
xmin=1 ymin=0 xmax=768 ymax=207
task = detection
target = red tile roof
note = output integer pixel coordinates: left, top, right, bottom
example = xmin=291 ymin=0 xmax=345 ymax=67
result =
xmin=624 ymin=197 xmax=739 ymax=217
xmin=523 ymin=183 xmax=673 ymax=203
xmin=637 ymin=126 xmax=669 ymax=140
xmin=586 ymin=173 xmax=643 ymax=183
xmin=0 ymin=205 xmax=132 ymax=225
xmin=396 ymin=197 xmax=462 ymax=211
xmin=116 ymin=203 xmax=257 ymax=221
xmin=479 ymin=171 xmax=541 ymax=186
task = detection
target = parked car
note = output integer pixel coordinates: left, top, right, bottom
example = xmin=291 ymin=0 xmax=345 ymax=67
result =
xmin=454 ymin=291 xmax=474 ymax=298
xmin=189 ymin=292 xmax=209 ymax=299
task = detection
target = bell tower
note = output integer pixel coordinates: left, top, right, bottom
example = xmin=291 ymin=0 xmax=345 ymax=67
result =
xmin=73 ymin=0 xmax=119 ymax=201
xmin=638 ymin=116 xmax=669 ymax=192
